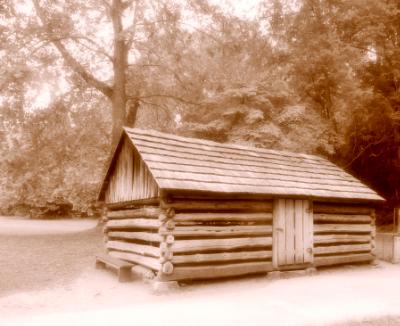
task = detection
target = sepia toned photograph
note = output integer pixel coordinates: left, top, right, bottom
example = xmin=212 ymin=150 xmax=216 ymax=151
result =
xmin=1 ymin=0 xmax=399 ymax=325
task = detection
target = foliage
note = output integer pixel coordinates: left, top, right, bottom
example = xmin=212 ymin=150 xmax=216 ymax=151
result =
xmin=1 ymin=0 xmax=400 ymax=216
xmin=1 ymin=88 xmax=110 ymax=212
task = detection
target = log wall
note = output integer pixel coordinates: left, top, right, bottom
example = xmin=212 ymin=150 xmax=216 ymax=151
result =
xmin=104 ymin=205 xmax=162 ymax=273
xmin=158 ymin=198 xmax=274 ymax=281
xmin=102 ymin=198 xmax=377 ymax=282
xmin=313 ymin=202 xmax=375 ymax=267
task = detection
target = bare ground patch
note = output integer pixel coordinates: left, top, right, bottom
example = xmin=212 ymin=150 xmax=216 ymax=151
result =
xmin=0 ymin=225 xmax=103 ymax=297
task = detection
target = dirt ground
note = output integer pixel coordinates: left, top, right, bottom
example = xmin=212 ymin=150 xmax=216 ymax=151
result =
xmin=0 ymin=226 xmax=102 ymax=296
xmin=1 ymin=217 xmax=400 ymax=326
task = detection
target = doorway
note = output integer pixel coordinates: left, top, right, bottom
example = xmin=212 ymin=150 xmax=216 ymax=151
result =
xmin=273 ymin=199 xmax=313 ymax=268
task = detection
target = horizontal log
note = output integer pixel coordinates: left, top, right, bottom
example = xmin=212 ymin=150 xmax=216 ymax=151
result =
xmin=314 ymin=243 xmax=371 ymax=255
xmin=159 ymin=261 xmax=273 ymax=281
xmin=106 ymin=218 xmax=161 ymax=230
xmin=106 ymin=240 xmax=159 ymax=257
xmin=160 ymin=248 xmax=173 ymax=260
xmin=314 ymin=214 xmax=371 ymax=224
xmin=314 ymin=224 xmax=372 ymax=233
xmin=314 ymin=234 xmax=371 ymax=245
xmin=313 ymin=203 xmax=372 ymax=215
xmin=166 ymin=208 xmax=175 ymax=217
xmin=160 ymin=242 xmax=169 ymax=251
xmin=108 ymin=231 xmax=162 ymax=243
xmin=165 ymin=220 xmax=175 ymax=230
xmin=165 ymin=234 xmax=175 ymax=244
xmin=172 ymin=250 xmax=272 ymax=264
xmin=162 ymin=200 xmax=273 ymax=212
xmin=174 ymin=212 xmax=273 ymax=223
xmin=314 ymin=253 xmax=374 ymax=267
xmin=109 ymin=250 xmax=161 ymax=271
xmin=158 ymin=213 xmax=168 ymax=221
xmin=161 ymin=225 xmax=273 ymax=238
xmin=171 ymin=237 xmax=272 ymax=254
xmin=107 ymin=199 xmax=159 ymax=210
xmin=107 ymin=207 xmax=161 ymax=220
xmin=161 ymin=261 xmax=174 ymax=274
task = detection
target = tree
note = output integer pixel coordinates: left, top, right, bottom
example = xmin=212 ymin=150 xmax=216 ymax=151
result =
xmin=0 ymin=0 xmax=190 ymax=147
xmin=0 ymin=87 xmax=110 ymax=212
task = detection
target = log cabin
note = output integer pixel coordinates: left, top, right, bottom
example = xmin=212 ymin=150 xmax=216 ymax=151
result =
xmin=98 ymin=127 xmax=385 ymax=283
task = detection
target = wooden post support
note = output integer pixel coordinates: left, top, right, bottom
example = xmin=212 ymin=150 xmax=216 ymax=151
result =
xmin=151 ymin=281 xmax=179 ymax=294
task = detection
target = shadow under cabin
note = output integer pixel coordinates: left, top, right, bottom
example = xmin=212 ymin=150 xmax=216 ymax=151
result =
xmin=97 ymin=127 xmax=385 ymax=284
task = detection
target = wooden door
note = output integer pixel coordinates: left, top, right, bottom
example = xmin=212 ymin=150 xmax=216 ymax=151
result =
xmin=273 ymin=199 xmax=313 ymax=268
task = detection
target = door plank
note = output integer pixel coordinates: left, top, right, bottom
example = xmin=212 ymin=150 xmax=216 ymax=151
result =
xmin=276 ymin=199 xmax=286 ymax=266
xmin=303 ymin=200 xmax=313 ymax=263
xmin=285 ymin=199 xmax=295 ymax=264
xmin=294 ymin=200 xmax=304 ymax=264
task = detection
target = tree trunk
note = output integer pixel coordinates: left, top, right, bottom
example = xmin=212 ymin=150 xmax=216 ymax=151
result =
xmin=110 ymin=0 xmax=128 ymax=149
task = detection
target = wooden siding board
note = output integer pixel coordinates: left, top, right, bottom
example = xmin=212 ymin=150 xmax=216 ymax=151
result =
xmin=294 ymin=200 xmax=304 ymax=264
xmin=285 ymin=199 xmax=295 ymax=265
xmin=303 ymin=201 xmax=313 ymax=263
xmin=104 ymin=138 xmax=159 ymax=203
xmin=276 ymin=199 xmax=286 ymax=266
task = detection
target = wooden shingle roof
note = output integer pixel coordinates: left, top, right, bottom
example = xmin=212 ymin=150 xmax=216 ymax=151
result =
xmin=119 ymin=127 xmax=384 ymax=202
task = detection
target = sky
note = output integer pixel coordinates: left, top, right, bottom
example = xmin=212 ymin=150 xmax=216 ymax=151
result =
xmin=211 ymin=0 xmax=264 ymax=19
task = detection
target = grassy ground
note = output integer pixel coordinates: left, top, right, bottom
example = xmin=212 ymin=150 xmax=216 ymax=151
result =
xmin=0 ymin=226 xmax=103 ymax=297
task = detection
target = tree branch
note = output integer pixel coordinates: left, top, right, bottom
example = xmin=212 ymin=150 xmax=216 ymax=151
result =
xmin=32 ymin=0 xmax=113 ymax=99
xmin=129 ymin=63 xmax=188 ymax=90
xmin=345 ymin=137 xmax=387 ymax=168
xmin=69 ymin=35 xmax=113 ymax=62
xmin=132 ymin=94 xmax=200 ymax=106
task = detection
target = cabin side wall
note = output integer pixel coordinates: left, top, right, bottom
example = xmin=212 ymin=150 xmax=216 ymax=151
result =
xmin=105 ymin=138 xmax=159 ymax=203
xmin=103 ymin=203 xmax=163 ymax=276
xmin=158 ymin=196 xmax=274 ymax=281
xmin=102 ymin=197 xmax=377 ymax=282
xmin=312 ymin=202 xmax=375 ymax=267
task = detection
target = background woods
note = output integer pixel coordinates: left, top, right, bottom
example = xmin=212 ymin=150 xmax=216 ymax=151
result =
xmin=0 ymin=0 xmax=399 ymax=219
